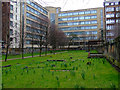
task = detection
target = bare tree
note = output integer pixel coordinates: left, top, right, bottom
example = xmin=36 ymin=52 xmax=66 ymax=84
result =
xmin=67 ymin=34 xmax=77 ymax=50
xmin=48 ymin=24 xmax=67 ymax=53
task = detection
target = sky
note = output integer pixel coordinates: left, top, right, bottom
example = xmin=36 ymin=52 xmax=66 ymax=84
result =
xmin=36 ymin=0 xmax=104 ymax=11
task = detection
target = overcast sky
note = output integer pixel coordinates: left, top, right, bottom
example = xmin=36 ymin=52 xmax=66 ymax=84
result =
xmin=36 ymin=0 xmax=104 ymax=11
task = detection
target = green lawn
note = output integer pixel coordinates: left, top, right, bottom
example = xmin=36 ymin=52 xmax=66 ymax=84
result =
xmin=2 ymin=50 xmax=118 ymax=88
xmin=2 ymin=50 xmax=66 ymax=60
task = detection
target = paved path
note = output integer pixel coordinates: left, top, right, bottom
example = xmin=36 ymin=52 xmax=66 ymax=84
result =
xmin=1 ymin=51 xmax=68 ymax=62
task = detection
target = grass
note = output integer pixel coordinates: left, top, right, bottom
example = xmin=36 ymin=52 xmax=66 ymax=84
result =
xmin=2 ymin=50 xmax=66 ymax=60
xmin=2 ymin=50 xmax=118 ymax=88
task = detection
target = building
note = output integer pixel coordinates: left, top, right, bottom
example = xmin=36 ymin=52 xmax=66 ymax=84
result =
xmin=2 ymin=0 xmax=21 ymax=48
xmin=46 ymin=6 xmax=61 ymax=24
xmin=46 ymin=7 xmax=105 ymax=47
xmin=2 ymin=2 xmax=10 ymax=48
xmin=21 ymin=0 xmax=49 ymax=48
xmin=104 ymin=0 xmax=120 ymax=41
xmin=9 ymin=0 xmax=21 ymax=48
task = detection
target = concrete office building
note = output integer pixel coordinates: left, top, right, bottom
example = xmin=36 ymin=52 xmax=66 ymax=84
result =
xmin=20 ymin=0 xmax=49 ymax=48
xmin=46 ymin=7 xmax=105 ymax=47
xmin=104 ymin=0 xmax=120 ymax=41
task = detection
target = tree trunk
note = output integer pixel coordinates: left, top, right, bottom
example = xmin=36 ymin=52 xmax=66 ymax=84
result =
xmin=5 ymin=44 xmax=9 ymax=62
xmin=32 ymin=38 xmax=33 ymax=57
xmin=39 ymin=36 xmax=42 ymax=57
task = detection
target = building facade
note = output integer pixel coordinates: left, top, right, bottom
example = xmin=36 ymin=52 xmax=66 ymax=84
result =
xmin=2 ymin=2 xmax=10 ymax=48
xmin=9 ymin=0 xmax=21 ymax=48
xmin=2 ymin=0 xmax=21 ymax=48
xmin=21 ymin=0 xmax=49 ymax=48
xmin=104 ymin=0 xmax=120 ymax=41
xmin=47 ymin=7 xmax=105 ymax=47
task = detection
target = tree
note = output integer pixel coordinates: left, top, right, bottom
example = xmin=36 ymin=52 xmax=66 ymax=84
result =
xmin=48 ymin=24 xmax=67 ymax=53
xmin=67 ymin=34 xmax=77 ymax=50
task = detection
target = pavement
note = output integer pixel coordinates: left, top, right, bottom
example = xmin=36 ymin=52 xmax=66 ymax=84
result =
xmin=0 ymin=51 xmax=68 ymax=62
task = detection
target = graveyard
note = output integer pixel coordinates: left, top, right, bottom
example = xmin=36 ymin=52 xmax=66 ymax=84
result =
xmin=2 ymin=50 xmax=118 ymax=88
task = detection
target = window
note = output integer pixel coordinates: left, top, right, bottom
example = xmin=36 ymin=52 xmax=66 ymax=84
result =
xmin=106 ymin=7 xmax=114 ymax=12
xmin=80 ymin=21 xmax=84 ymax=24
xmin=91 ymin=20 xmax=97 ymax=24
xmin=58 ymin=14 xmax=61 ymax=16
xmin=115 ymin=2 xmax=119 ymax=5
xmin=10 ymin=13 xmax=13 ymax=18
xmin=10 ymin=5 xmax=13 ymax=10
xmin=116 ymin=13 xmax=120 ymax=17
xmin=111 ymin=2 xmax=114 ymax=5
xmin=10 ymin=21 xmax=13 ymax=27
xmin=16 ymin=15 xmax=17 ymax=20
xmin=68 ymin=13 xmax=72 ymax=16
xmin=68 ymin=17 xmax=72 ymax=21
xmin=85 ymin=16 xmax=90 ymax=19
xmin=15 ymin=31 xmax=17 ymax=35
xmin=10 ymin=29 xmax=13 ymax=35
xmin=15 ymin=23 xmax=17 ymax=28
xmin=56 ymin=8 xmax=59 ymax=13
xmin=79 ymin=11 xmax=84 ymax=14
xmin=74 ymin=17 xmax=78 ymax=20
xmin=105 ymin=3 xmax=109 ymax=6
xmin=91 ymin=15 xmax=97 ymax=19
xmin=16 ymin=8 xmax=17 ymax=13
xmin=73 ymin=12 xmax=78 ymax=15
xmin=26 ymin=40 xmax=31 ymax=44
xmin=106 ymin=19 xmax=115 ymax=24
xmin=79 ymin=16 xmax=84 ymax=20
xmin=15 ymin=38 xmax=17 ymax=43
xmin=10 ymin=38 xmax=13 ymax=41
xmin=85 ymin=21 xmax=90 ymax=24
xmin=85 ymin=11 xmax=90 ymax=14
xmin=91 ymin=10 xmax=97 ymax=14
xmin=116 ymin=7 xmax=119 ymax=11
xmin=106 ymin=13 xmax=114 ymax=18
xmin=62 ymin=18 xmax=67 ymax=21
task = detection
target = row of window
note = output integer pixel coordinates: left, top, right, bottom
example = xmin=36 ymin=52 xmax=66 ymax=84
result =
xmin=106 ymin=13 xmax=120 ymax=18
xmin=58 ymin=10 xmax=97 ymax=17
xmin=106 ymin=7 xmax=120 ymax=12
xmin=106 ymin=25 xmax=114 ymax=30
xmin=26 ymin=33 xmax=42 ymax=39
xmin=106 ymin=19 xmax=115 ymax=24
xmin=106 ymin=32 xmax=114 ymax=36
xmin=26 ymin=19 xmax=47 ymax=31
xmin=65 ymin=31 xmax=97 ymax=36
xmin=26 ymin=26 xmax=45 ymax=35
xmin=105 ymin=2 xmax=120 ymax=6
xmin=27 ymin=0 xmax=48 ymax=15
xmin=59 ymin=26 xmax=97 ymax=31
xmin=26 ymin=6 xmax=48 ymax=19
xmin=58 ymin=20 xmax=97 ymax=26
xmin=26 ymin=40 xmax=45 ymax=44
xmin=26 ymin=12 xmax=48 ymax=25
xmin=58 ymin=15 xmax=97 ymax=21
xmin=72 ymin=36 xmax=97 ymax=40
